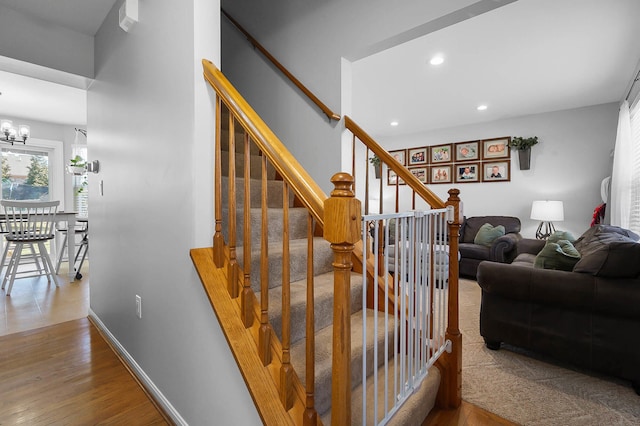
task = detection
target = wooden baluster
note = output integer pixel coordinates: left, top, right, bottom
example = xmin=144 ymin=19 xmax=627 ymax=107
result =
xmin=364 ymin=146 xmax=370 ymax=216
xmin=227 ymin=115 xmax=239 ymax=298
xmin=213 ymin=97 xmax=225 ymax=267
xmin=241 ymin=133 xmax=255 ymax=328
xmin=303 ymin=213 xmax=318 ymax=425
xmin=437 ymin=188 xmax=462 ymax=409
xmin=258 ymin=153 xmax=272 ymax=365
xmin=280 ymin=182 xmax=294 ymax=410
xmin=324 ymin=173 xmax=361 ymax=426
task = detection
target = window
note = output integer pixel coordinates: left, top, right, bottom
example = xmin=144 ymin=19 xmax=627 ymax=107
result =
xmin=0 ymin=139 xmax=64 ymax=209
xmin=629 ymin=99 xmax=640 ymax=234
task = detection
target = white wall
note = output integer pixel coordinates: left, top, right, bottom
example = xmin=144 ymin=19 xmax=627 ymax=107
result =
xmin=379 ymin=103 xmax=618 ymax=238
xmin=89 ymin=1 xmax=259 ymax=424
xmin=0 ymin=5 xmax=93 ymax=78
xmin=221 ymin=0 xmax=481 ymax=193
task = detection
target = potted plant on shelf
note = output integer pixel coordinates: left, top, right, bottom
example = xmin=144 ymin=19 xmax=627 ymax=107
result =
xmin=67 ymin=155 xmax=87 ymax=175
xmin=509 ymin=136 xmax=539 ymax=170
xmin=369 ymin=155 xmax=381 ymax=179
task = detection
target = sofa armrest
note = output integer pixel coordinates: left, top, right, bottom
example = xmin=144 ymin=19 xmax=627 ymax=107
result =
xmin=517 ymin=238 xmax=546 ymax=256
xmin=490 ymin=232 xmax=521 ymax=263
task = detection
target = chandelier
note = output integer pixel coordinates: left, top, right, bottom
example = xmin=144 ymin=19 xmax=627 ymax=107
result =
xmin=0 ymin=119 xmax=30 ymax=145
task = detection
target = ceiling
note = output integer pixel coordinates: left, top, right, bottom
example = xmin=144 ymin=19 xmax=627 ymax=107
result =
xmin=0 ymin=0 xmax=117 ymax=126
xmin=352 ymin=0 xmax=640 ymax=138
xmin=0 ymin=0 xmax=639 ymax=133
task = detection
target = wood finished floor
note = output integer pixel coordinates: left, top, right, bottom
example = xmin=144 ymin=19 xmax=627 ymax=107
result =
xmin=0 ymin=262 xmax=512 ymax=425
xmin=0 ymin=263 xmax=170 ymax=424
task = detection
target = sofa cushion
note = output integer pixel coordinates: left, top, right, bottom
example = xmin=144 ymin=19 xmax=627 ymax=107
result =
xmin=474 ymin=223 xmax=505 ymax=247
xmin=547 ymin=231 xmax=576 ymax=243
xmin=461 ymin=216 xmax=521 ymax=243
xmin=534 ymin=240 xmax=580 ymax=271
xmin=573 ymin=225 xmax=639 ymax=253
xmin=574 ymin=237 xmax=640 ymax=278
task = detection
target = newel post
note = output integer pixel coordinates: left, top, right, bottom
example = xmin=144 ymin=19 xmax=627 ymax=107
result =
xmin=324 ymin=173 xmax=361 ymax=426
xmin=437 ymin=188 xmax=463 ymax=409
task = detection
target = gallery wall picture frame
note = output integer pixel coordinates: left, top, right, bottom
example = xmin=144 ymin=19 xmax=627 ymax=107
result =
xmin=430 ymin=165 xmax=452 ymax=184
xmin=409 ymin=166 xmax=428 ymax=184
xmin=388 ymin=169 xmax=406 ymax=186
xmin=454 ymin=140 xmax=480 ymax=161
xmin=482 ymin=137 xmax=511 ymax=160
xmin=430 ymin=144 xmax=452 ymax=163
xmin=482 ymin=161 xmax=510 ymax=182
xmin=455 ymin=163 xmax=480 ymax=183
xmin=389 ymin=149 xmax=406 ymax=166
xmin=408 ymin=147 xmax=428 ymax=165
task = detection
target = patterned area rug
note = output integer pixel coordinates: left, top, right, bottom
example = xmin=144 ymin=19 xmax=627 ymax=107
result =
xmin=459 ymin=278 xmax=640 ymax=426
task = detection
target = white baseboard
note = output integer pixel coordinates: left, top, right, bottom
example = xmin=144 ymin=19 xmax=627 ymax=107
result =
xmin=88 ymin=309 xmax=187 ymax=425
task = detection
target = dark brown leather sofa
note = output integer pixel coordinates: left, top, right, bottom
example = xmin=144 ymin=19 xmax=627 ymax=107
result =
xmin=476 ymin=225 xmax=640 ymax=394
xmin=459 ymin=216 xmax=522 ymax=278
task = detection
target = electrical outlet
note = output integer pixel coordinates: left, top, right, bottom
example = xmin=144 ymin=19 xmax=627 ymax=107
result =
xmin=136 ymin=295 xmax=142 ymax=319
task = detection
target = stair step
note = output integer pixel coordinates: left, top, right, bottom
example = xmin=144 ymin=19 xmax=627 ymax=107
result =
xmin=235 ymin=237 xmax=334 ymax=292
xmin=290 ymin=309 xmax=397 ymax=417
xmin=221 ymin=207 xmax=310 ymax=247
xmin=220 ymin=150 xmax=276 ymax=179
xmin=221 ymin=176 xmax=293 ymax=209
xmin=262 ymin=271 xmax=363 ymax=346
xmin=321 ymin=358 xmax=440 ymax=426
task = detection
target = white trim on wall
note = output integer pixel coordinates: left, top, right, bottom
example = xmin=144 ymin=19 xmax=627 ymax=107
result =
xmin=88 ymin=309 xmax=188 ymax=425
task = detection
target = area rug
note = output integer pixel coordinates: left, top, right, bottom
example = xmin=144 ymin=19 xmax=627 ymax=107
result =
xmin=459 ymin=278 xmax=640 ymax=426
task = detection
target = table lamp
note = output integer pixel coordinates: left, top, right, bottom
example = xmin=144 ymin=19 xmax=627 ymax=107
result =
xmin=531 ymin=200 xmax=564 ymax=239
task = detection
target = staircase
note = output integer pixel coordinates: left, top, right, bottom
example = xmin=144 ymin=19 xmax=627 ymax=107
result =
xmin=191 ymin=60 xmax=462 ymax=425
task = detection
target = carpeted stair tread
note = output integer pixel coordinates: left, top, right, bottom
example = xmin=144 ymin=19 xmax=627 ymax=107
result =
xmin=235 ymin=237 xmax=334 ymax=292
xmin=221 ymin=207 xmax=310 ymax=247
xmin=221 ymin=176 xmax=294 ymax=209
xmin=321 ymin=359 xmax=440 ymax=426
xmin=260 ymin=271 xmax=363 ymax=345
xmin=290 ymin=309 xmax=397 ymax=417
xmin=220 ymin=150 xmax=276 ymax=179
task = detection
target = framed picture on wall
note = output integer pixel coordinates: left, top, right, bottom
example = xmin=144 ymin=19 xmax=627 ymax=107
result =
xmin=454 ymin=163 xmax=479 ymax=183
xmin=408 ymin=147 xmax=428 ymax=165
xmin=430 ymin=144 xmax=452 ymax=163
xmin=430 ymin=165 xmax=452 ymax=184
xmin=454 ymin=141 xmax=480 ymax=161
xmin=389 ymin=149 xmax=406 ymax=166
xmin=482 ymin=137 xmax=511 ymax=159
xmin=388 ymin=169 xmax=406 ymax=185
xmin=482 ymin=161 xmax=510 ymax=182
xmin=409 ymin=166 xmax=428 ymax=184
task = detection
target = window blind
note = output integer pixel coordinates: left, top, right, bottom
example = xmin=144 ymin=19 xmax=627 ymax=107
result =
xmin=628 ymin=99 xmax=640 ymax=234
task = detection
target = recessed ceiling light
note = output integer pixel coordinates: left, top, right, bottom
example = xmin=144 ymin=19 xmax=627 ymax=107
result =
xmin=429 ymin=55 xmax=444 ymax=66
xmin=477 ymin=105 xmax=488 ymax=111
xmin=390 ymin=121 xmax=399 ymax=127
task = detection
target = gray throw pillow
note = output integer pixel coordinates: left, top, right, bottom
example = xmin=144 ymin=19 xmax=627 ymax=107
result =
xmin=473 ymin=223 xmax=505 ymax=247
xmin=534 ymin=240 xmax=581 ymax=271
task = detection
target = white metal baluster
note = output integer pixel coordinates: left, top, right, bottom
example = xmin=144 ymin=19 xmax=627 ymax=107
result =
xmin=361 ymin=220 xmax=368 ymax=425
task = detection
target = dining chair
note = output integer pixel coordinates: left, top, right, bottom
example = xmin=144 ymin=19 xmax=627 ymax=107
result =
xmin=0 ymin=200 xmax=59 ymax=296
xmin=55 ymin=217 xmax=88 ymax=280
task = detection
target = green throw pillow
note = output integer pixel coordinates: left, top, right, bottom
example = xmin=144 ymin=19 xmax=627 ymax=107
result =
xmin=547 ymin=231 xmax=576 ymax=243
xmin=534 ymin=239 xmax=581 ymax=271
xmin=473 ymin=223 xmax=506 ymax=247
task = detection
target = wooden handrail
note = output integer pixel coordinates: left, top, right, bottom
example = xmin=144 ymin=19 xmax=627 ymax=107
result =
xmin=203 ymin=59 xmax=327 ymax=227
xmin=344 ymin=116 xmax=446 ymax=209
xmin=222 ymin=9 xmax=341 ymax=122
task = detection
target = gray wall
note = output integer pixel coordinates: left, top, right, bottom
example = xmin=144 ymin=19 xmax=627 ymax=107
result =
xmin=221 ymin=0 xmax=481 ymax=193
xmin=0 ymin=5 xmax=93 ymax=78
xmin=378 ymin=103 xmax=618 ymax=238
xmin=89 ymin=0 xmax=259 ymax=424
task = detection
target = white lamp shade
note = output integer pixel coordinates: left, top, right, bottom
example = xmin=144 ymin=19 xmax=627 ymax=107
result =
xmin=531 ymin=200 xmax=564 ymax=221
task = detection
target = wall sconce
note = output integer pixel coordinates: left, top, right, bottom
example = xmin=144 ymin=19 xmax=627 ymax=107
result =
xmin=531 ymin=200 xmax=564 ymax=239
xmin=0 ymin=120 xmax=30 ymax=144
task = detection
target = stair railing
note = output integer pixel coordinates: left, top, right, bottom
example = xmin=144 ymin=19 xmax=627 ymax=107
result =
xmin=345 ymin=115 xmax=462 ymax=410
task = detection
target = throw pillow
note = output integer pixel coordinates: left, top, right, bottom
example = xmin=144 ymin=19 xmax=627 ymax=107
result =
xmin=474 ymin=223 xmax=505 ymax=247
xmin=534 ymin=239 xmax=581 ymax=271
xmin=547 ymin=231 xmax=576 ymax=243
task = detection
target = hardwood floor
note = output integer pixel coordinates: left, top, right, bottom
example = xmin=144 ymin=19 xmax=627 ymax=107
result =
xmin=0 ymin=263 xmax=170 ymax=424
xmin=423 ymin=401 xmax=518 ymax=426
